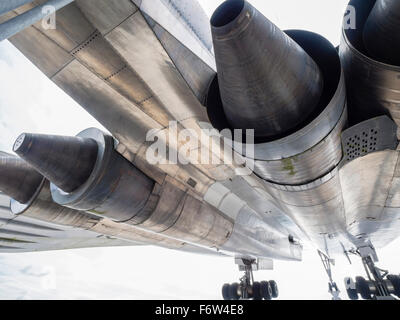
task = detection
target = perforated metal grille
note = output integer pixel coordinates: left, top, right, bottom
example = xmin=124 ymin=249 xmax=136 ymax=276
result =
xmin=341 ymin=116 xmax=398 ymax=163
xmin=345 ymin=128 xmax=379 ymax=161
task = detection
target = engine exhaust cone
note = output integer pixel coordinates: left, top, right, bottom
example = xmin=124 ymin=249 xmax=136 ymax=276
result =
xmin=363 ymin=0 xmax=400 ymax=66
xmin=210 ymin=0 xmax=324 ymax=138
xmin=0 ymin=153 xmax=43 ymax=204
xmin=13 ymin=133 xmax=98 ymax=193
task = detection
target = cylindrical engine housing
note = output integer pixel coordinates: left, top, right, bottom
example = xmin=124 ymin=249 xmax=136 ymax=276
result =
xmin=50 ymin=128 xmax=155 ymax=222
xmin=210 ymin=0 xmax=323 ymax=139
xmin=46 ymin=129 xmax=234 ymax=248
xmin=207 ymin=30 xmax=347 ymax=185
xmin=340 ymin=0 xmax=400 ymax=135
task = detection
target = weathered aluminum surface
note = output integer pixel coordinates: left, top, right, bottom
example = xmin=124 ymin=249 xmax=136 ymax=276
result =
xmin=340 ymin=150 xmax=400 ymax=249
xmin=340 ymin=0 xmax=400 ymax=134
xmin=210 ymin=0 xmax=323 ymax=139
xmin=131 ymin=0 xmax=215 ymax=69
xmin=0 ymin=0 xmax=74 ymax=41
xmin=253 ymin=105 xmax=347 ymax=185
xmin=143 ymin=13 xmax=216 ymax=105
xmin=8 ymin=180 xmax=217 ymax=253
xmin=263 ymin=168 xmax=347 ymax=254
xmin=205 ymin=180 xmax=302 ymax=260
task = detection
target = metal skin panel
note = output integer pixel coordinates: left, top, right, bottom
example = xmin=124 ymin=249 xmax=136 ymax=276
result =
xmin=132 ymin=0 xmax=215 ymax=70
xmin=340 ymin=151 xmax=400 ymax=246
xmin=263 ymin=172 xmax=347 ymax=252
xmin=253 ymin=106 xmax=347 ymax=185
xmin=75 ymin=0 xmax=138 ymax=36
xmin=12 ymin=1 xmax=96 ymax=52
xmin=6 ymin=14 xmax=74 ymax=77
xmin=52 ymin=60 xmax=162 ymax=155
xmin=340 ymin=0 xmax=400 ymax=135
xmin=144 ymin=13 xmax=216 ymax=105
xmin=9 ymin=179 xmax=217 ymax=253
xmin=221 ymin=206 xmax=302 ymax=261
xmin=0 ymin=0 xmax=75 ymax=42
xmin=103 ymin=11 xmax=209 ymax=124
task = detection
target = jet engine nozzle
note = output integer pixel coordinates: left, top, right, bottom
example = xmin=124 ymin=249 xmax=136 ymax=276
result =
xmin=210 ymin=0 xmax=324 ymax=139
xmin=26 ymin=128 xmax=156 ymax=223
xmin=363 ymin=0 xmax=400 ymax=66
xmin=13 ymin=132 xmax=98 ymax=193
xmin=0 ymin=153 xmax=43 ymax=204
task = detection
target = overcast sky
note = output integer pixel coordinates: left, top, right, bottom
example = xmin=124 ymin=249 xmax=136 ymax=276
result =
xmin=0 ymin=0 xmax=399 ymax=300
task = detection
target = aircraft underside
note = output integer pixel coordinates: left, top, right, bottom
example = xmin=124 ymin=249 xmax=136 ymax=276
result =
xmin=0 ymin=0 xmax=400 ymax=300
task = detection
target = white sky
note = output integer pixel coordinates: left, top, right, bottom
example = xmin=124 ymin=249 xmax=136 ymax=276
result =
xmin=0 ymin=0 xmax=399 ymax=300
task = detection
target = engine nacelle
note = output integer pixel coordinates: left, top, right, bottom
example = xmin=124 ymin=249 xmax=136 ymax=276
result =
xmin=340 ymin=0 xmax=400 ymax=136
xmin=207 ymin=1 xmax=347 ymax=185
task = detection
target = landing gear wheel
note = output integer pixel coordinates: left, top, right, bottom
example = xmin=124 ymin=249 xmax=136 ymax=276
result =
xmin=269 ymin=280 xmax=279 ymax=298
xmin=344 ymin=277 xmax=358 ymax=300
xmin=387 ymin=275 xmax=400 ymax=298
xmin=222 ymin=283 xmax=231 ymax=300
xmin=252 ymin=282 xmax=262 ymax=300
xmin=230 ymin=282 xmax=240 ymax=300
xmin=356 ymin=276 xmax=372 ymax=300
xmin=260 ymin=281 xmax=272 ymax=300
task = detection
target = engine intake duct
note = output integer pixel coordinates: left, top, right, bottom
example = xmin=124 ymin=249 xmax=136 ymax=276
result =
xmin=210 ymin=0 xmax=324 ymax=139
xmin=363 ymin=0 xmax=400 ymax=66
xmin=340 ymin=0 xmax=400 ymax=133
xmin=14 ymin=133 xmax=98 ymax=193
xmin=0 ymin=153 xmax=43 ymax=204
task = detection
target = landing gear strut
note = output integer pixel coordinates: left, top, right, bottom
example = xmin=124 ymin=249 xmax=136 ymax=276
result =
xmin=344 ymin=244 xmax=400 ymax=300
xmin=318 ymin=250 xmax=341 ymax=300
xmin=222 ymin=259 xmax=279 ymax=300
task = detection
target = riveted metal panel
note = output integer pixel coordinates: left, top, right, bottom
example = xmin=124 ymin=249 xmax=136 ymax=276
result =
xmin=71 ymin=31 xmax=126 ymax=79
xmin=8 ymin=22 xmax=74 ymax=77
xmin=75 ymin=0 xmax=138 ymax=36
xmin=52 ymin=60 xmax=162 ymax=154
